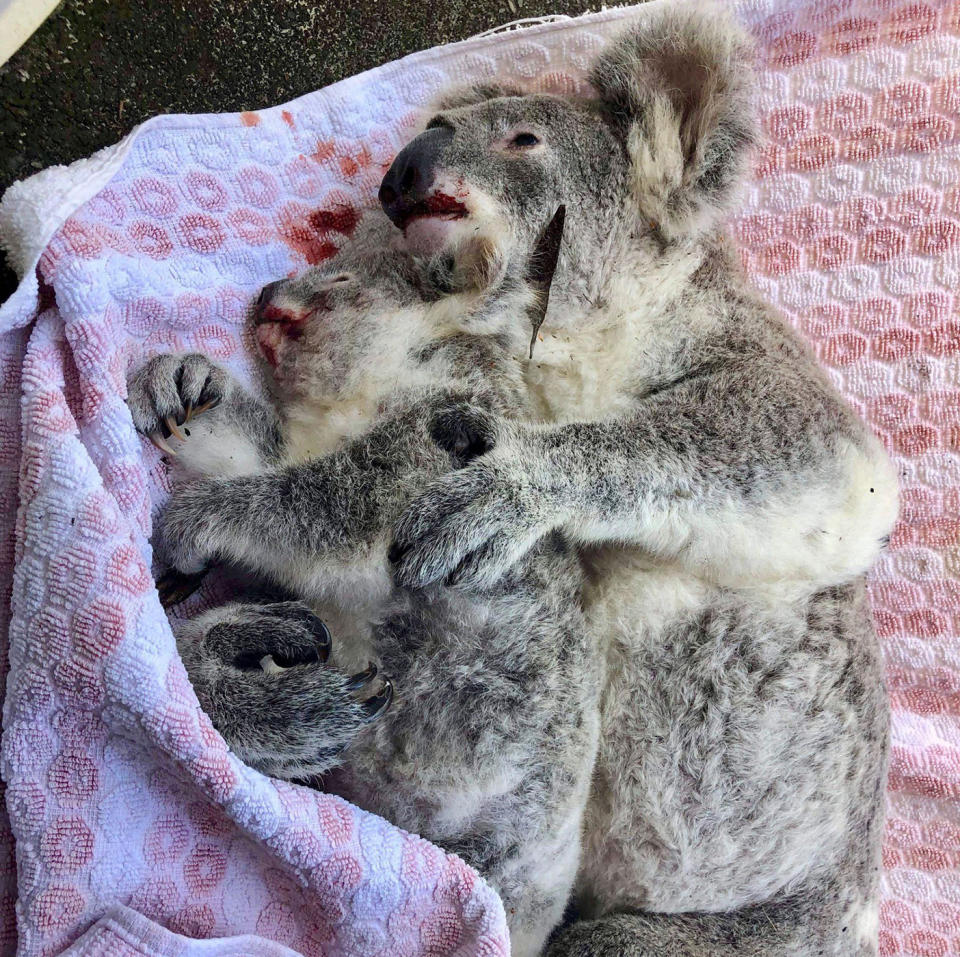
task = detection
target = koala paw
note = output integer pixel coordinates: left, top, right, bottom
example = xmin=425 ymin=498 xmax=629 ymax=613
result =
xmin=429 ymin=401 xmax=501 ymax=468
xmin=179 ymin=602 xmax=393 ymax=779
xmin=389 ymin=455 xmax=561 ymax=591
xmin=128 ymin=352 xmax=228 ymax=455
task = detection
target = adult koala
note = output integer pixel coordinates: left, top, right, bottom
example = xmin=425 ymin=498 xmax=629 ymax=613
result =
xmin=375 ymin=6 xmax=897 ymax=956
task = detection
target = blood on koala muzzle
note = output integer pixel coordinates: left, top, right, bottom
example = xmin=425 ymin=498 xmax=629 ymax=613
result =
xmin=253 ymin=284 xmax=309 ymax=368
xmin=379 ymin=126 xmax=456 ymax=228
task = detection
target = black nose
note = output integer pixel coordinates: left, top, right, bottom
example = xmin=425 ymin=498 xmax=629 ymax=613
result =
xmin=255 ymin=279 xmax=283 ymax=321
xmin=379 ymin=126 xmax=453 ymax=228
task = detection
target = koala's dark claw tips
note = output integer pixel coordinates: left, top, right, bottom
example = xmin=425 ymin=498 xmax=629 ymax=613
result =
xmin=310 ymin=618 xmax=332 ymax=663
xmin=362 ymin=679 xmax=393 ymax=722
xmin=345 ymin=663 xmax=378 ymax=691
xmin=157 ymin=568 xmax=207 ymax=608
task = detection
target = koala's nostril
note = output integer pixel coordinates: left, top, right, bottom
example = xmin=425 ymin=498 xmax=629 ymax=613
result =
xmin=257 ymin=280 xmax=282 ymax=309
xmin=379 ymin=125 xmax=454 ymax=228
xmin=400 ymin=166 xmax=418 ymax=192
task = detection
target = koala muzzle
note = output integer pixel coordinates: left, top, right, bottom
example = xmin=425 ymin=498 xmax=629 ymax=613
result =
xmin=379 ymin=126 xmax=454 ymax=228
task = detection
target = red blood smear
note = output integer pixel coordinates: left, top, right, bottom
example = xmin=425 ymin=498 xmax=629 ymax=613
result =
xmin=279 ymin=226 xmax=338 ymax=265
xmin=277 ymin=203 xmax=340 ymax=265
xmin=240 ymin=112 xmax=261 ymax=127
xmin=282 ymin=110 xmax=295 ymax=127
xmin=308 ymin=206 xmax=359 ymax=236
xmin=312 ymin=140 xmax=336 ymax=163
xmin=425 ymin=193 xmax=467 ymax=216
xmin=259 ymin=304 xmax=299 ymax=323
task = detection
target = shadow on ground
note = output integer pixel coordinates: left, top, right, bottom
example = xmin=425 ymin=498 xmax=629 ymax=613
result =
xmin=0 ymin=0 xmax=603 ymax=301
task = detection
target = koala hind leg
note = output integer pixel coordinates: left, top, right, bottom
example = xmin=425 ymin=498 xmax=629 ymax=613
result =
xmin=176 ymin=601 xmax=391 ymax=780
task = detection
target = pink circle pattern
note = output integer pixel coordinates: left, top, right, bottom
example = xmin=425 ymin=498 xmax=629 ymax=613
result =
xmin=0 ymin=1 xmax=959 ymax=955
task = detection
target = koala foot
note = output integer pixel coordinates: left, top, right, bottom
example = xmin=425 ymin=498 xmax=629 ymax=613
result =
xmin=178 ymin=601 xmax=392 ymax=779
xmin=128 ymin=352 xmax=227 ymax=455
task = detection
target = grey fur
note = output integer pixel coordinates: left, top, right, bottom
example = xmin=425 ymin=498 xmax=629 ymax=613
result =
xmin=130 ymin=241 xmax=601 ymax=956
xmin=129 ymin=6 xmax=897 ymax=956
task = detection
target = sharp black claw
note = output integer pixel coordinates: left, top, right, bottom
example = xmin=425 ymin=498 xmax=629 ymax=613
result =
xmin=362 ymin=679 xmax=393 ymax=722
xmin=157 ymin=569 xmax=207 ymax=608
xmin=273 ymin=646 xmax=320 ymax=667
xmin=345 ymin=663 xmax=378 ymax=691
xmin=310 ymin=617 xmax=332 ymax=663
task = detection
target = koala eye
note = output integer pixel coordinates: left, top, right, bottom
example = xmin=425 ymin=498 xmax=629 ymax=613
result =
xmin=331 ymin=273 xmax=353 ymax=284
xmin=510 ymin=132 xmax=540 ymax=148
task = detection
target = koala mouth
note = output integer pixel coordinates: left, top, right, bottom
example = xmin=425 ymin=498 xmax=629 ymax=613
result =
xmin=399 ymin=192 xmax=469 ymax=230
xmin=254 ymin=305 xmax=306 ymax=369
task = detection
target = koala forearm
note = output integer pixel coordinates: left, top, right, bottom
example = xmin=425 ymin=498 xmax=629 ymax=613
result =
xmin=164 ymin=423 xmax=445 ymax=577
xmin=522 ymin=371 xmax=887 ymax=564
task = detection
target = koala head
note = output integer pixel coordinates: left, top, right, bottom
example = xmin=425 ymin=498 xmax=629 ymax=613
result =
xmin=379 ymin=5 xmax=756 ymax=309
xmin=254 ymin=208 xmax=567 ymax=403
xmin=253 ymin=246 xmax=427 ymax=403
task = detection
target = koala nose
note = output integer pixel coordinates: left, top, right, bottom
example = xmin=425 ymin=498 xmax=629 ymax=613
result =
xmin=255 ymin=280 xmax=284 ymax=322
xmin=379 ymin=126 xmax=454 ymax=228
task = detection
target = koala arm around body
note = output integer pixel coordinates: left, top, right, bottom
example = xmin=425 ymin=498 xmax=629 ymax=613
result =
xmin=391 ymin=355 xmax=898 ymax=592
xmin=159 ymin=390 xmax=492 ymax=590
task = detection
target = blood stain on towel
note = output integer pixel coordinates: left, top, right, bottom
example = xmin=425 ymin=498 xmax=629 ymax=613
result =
xmin=240 ymin=111 xmax=261 ymax=127
xmin=339 ymin=146 xmax=373 ymax=178
xmin=311 ymin=140 xmax=337 ymax=163
xmin=308 ymin=205 xmax=359 ymax=237
xmin=282 ymin=111 xmax=295 ymax=128
xmin=276 ymin=201 xmax=340 ymax=265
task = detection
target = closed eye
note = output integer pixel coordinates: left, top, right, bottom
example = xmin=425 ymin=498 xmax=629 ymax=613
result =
xmin=510 ymin=132 xmax=540 ymax=148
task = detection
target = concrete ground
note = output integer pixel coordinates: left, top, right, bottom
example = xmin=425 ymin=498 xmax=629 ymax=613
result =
xmin=0 ymin=0 xmax=601 ymax=300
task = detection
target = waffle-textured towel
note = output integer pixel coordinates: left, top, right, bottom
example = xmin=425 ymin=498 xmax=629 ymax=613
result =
xmin=0 ymin=0 xmax=958 ymax=955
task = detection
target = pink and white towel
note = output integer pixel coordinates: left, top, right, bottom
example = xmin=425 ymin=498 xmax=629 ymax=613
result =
xmin=0 ymin=0 xmax=958 ymax=954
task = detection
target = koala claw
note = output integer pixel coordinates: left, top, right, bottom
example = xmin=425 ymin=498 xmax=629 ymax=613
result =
xmin=345 ymin=662 xmax=379 ymax=691
xmin=165 ymin=415 xmax=186 ymax=441
xmin=184 ymin=396 xmax=220 ymax=422
xmin=149 ymin=432 xmax=178 ymax=456
xmin=157 ymin=568 xmax=208 ymax=608
xmin=361 ymin=679 xmax=394 ymax=722
xmin=128 ymin=352 xmax=228 ymax=450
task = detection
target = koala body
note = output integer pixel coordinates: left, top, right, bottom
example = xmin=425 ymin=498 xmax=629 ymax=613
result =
xmin=374 ymin=7 xmax=896 ymax=956
xmin=132 ymin=6 xmax=898 ymax=956
xmin=130 ymin=232 xmax=602 ymax=957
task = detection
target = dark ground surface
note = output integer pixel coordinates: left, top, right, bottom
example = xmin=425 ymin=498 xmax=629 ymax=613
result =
xmin=0 ymin=0 xmax=600 ymax=300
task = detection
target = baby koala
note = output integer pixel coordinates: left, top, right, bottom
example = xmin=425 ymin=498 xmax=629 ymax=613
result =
xmin=129 ymin=213 xmax=598 ymax=957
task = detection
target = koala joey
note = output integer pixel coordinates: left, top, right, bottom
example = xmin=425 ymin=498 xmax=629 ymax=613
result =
xmin=131 ymin=5 xmax=899 ymax=956
xmin=130 ymin=213 xmax=598 ymax=957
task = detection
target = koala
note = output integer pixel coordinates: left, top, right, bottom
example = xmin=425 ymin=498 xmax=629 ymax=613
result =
xmin=131 ymin=5 xmax=899 ymax=955
xmin=129 ymin=214 xmax=603 ymax=957
xmin=376 ymin=6 xmax=898 ymax=957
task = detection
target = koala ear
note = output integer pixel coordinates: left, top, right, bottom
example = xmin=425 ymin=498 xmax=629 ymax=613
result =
xmin=591 ymin=5 xmax=757 ymax=241
xmin=430 ymin=83 xmax=525 ymax=111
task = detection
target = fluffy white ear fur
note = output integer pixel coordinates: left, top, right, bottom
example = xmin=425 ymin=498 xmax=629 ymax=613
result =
xmin=590 ymin=4 xmax=758 ymax=241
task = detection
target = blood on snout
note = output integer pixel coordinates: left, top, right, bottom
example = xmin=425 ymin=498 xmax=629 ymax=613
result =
xmin=254 ymin=304 xmax=308 ymax=368
xmin=423 ymin=192 xmax=468 ymax=217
